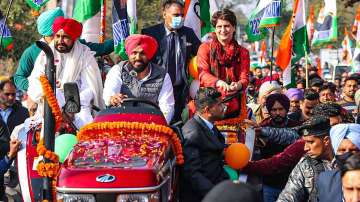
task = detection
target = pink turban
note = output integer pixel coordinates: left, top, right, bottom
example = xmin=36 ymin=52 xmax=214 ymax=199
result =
xmin=52 ymin=17 xmax=82 ymax=41
xmin=125 ymin=34 xmax=158 ymax=60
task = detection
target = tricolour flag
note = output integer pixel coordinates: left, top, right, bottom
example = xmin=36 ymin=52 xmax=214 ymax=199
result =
xmin=307 ymin=5 xmax=315 ymax=42
xmin=25 ymin=0 xmax=50 ymax=11
xmin=245 ymin=0 xmax=274 ymax=42
xmin=276 ymin=0 xmax=309 ymax=88
xmin=73 ymin=0 xmax=101 ymax=23
xmin=0 ymin=11 xmax=13 ymax=51
xmin=184 ymin=0 xmax=218 ymax=40
xmin=352 ymin=7 xmax=360 ymax=72
xmin=112 ymin=0 xmax=137 ymax=59
xmin=311 ymin=0 xmax=337 ymax=46
xmin=341 ymin=27 xmax=353 ymax=65
xmin=258 ymin=0 xmax=282 ymax=28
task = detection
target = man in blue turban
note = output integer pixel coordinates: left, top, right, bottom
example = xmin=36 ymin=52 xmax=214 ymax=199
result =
xmin=13 ymin=7 xmax=114 ymax=93
xmin=330 ymin=123 xmax=360 ymax=155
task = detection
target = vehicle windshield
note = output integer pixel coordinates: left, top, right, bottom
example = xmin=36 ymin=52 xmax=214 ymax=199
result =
xmin=67 ymin=137 xmax=169 ymax=168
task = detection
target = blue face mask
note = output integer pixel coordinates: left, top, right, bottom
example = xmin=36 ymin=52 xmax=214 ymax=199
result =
xmin=171 ymin=16 xmax=184 ymax=30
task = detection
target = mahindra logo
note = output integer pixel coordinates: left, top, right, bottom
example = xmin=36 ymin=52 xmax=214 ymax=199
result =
xmin=96 ymin=174 xmax=116 ymax=183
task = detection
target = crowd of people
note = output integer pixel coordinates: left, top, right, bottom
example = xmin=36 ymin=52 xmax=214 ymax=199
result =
xmin=0 ymin=0 xmax=360 ymax=201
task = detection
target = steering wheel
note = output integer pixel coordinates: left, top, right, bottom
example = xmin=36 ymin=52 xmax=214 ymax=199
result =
xmin=121 ymin=98 xmax=160 ymax=110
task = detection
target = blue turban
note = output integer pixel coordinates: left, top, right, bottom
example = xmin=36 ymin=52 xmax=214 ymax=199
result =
xmin=285 ymin=88 xmax=304 ymax=101
xmin=330 ymin=124 xmax=360 ymax=153
xmin=37 ymin=7 xmax=64 ymax=36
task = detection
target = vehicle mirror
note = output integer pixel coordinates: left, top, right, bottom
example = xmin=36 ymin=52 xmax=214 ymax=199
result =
xmin=63 ymin=82 xmax=81 ymax=113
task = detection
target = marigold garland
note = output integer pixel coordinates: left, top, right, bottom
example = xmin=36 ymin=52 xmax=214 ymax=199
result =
xmin=39 ymin=75 xmax=63 ymax=131
xmin=77 ymin=122 xmax=184 ymax=165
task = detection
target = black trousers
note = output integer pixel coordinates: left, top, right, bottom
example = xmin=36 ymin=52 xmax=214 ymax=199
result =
xmin=172 ymin=84 xmax=187 ymax=124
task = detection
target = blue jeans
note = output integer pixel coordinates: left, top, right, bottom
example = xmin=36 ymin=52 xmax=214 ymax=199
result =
xmin=263 ymin=184 xmax=282 ymax=202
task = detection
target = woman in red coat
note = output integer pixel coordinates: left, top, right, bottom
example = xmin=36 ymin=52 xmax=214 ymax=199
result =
xmin=197 ymin=9 xmax=250 ymax=118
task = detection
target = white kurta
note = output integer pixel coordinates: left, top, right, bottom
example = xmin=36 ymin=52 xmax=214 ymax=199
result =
xmin=28 ymin=41 xmax=104 ymax=128
xmin=103 ymin=63 xmax=175 ymax=124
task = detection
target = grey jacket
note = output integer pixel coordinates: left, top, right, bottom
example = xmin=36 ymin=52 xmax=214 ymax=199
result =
xmin=276 ymin=156 xmax=334 ymax=202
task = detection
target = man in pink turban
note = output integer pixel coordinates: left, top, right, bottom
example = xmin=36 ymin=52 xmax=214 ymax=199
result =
xmin=28 ymin=17 xmax=104 ymax=128
xmin=103 ymin=34 xmax=175 ymax=123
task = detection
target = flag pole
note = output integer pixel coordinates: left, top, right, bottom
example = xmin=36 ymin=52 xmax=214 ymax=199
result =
xmin=270 ymin=27 xmax=276 ymax=83
xmin=0 ymin=0 xmax=14 ymax=54
xmin=100 ymin=0 xmax=106 ymax=43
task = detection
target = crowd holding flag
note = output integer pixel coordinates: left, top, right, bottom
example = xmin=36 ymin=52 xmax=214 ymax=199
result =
xmin=312 ymin=0 xmax=338 ymax=46
xmin=276 ymin=0 xmax=309 ymax=88
xmin=341 ymin=27 xmax=353 ymax=65
xmin=184 ymin=0 xmax=218 ymax=40
xmin=0 ymin=10 xmax=13 ymax=51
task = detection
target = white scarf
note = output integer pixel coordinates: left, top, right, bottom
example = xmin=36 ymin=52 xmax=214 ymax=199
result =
xmin=31 ymin=40 xmax=105 ymax=109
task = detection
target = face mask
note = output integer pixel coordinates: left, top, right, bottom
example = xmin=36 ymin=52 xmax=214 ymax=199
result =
xmin=335 ymin=152 xmax=353 ymax=165
xmin=171 ymin=16 xmax=184 ymax=30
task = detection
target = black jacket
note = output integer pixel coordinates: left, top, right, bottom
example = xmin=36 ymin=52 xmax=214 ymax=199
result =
xmin=180 ymin=115 xmax=229 ymax=202
xmin=141 ymin=23 xmax=201 ymax=86
xmin=0 ymin=102 xmax=28 ymax=157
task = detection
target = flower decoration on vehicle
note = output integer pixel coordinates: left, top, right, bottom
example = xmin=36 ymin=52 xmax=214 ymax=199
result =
xmin=39 ymin=75 xmax=63 ymax=131
xmin=76 ymin=122 xmax=184 ymax=165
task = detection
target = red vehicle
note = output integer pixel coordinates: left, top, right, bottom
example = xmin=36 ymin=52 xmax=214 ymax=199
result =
xmin=17 ymin=42 xmax=183 ymax=202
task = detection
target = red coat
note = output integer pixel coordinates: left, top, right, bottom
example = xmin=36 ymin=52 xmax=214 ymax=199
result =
xmin=197 ymin=42 xmax=250 ymax=114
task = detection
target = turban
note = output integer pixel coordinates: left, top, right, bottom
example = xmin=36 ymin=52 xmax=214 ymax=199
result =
xmin=330 ymin=124 xmax=360 ymax=153
xmin=125 ymin=34 xmax=158 ymax=60
xmin=37 ymin=7 xmax=64 ymax=36
xmin=259 ymin=81 xmax=282 ymax=99
xmin=285 ymin=88 xmax=304 ymax=101
xmin=265 ymin=93 xmax=290 ymax=112
xmin=52 ymin=17 xmax=82 ymax=41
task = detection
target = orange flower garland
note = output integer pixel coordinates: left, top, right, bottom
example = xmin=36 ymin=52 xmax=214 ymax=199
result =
xmin=77 ymin=122 xmax=184 ymax=165
xmin=39 ymin=75 xmax=63 ymax=131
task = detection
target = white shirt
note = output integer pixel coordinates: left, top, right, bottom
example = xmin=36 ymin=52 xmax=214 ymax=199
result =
xmin=103 ymin=63 xmax=175 ymax=124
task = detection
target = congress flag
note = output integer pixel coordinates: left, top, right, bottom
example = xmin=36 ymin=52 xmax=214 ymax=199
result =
xmin=0 ymin=11 xmax=13 ymax=51
xmin=184 ymin=0 xmax=218 ymax=40
xmin=112 ymin=0 xmax=137 ymax=59
xmin=276 ymin=0 xmax=309 ymax=88
xmin=25 ymin=0 xmax=50 ymax=11
xmin=341 ymin=27 xmax=353 ymax=65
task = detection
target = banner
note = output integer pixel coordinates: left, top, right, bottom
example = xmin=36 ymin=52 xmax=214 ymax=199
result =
xmin=352 ymin=7 xmax=360 ymax=72
xmin=311 ymin=0 xmax=337 ymax=46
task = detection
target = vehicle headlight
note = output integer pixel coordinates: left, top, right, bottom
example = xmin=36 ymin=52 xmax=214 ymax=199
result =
xmin=116 ymin=192 xmax=160 ymax=202
xmin=57 ymin=193 xmax=96 ymax=202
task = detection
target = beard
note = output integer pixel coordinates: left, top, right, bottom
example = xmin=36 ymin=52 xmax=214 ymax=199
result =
xmin=272 ymin=115 xmax=286 ymax=124
xmin=55 ymin=42 xmax=73 ymax=53
xmin=130 ymin=60 xmax=148 ymax=73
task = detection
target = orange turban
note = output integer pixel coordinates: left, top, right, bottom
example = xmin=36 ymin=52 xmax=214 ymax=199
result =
xmin=52 ymin=17 xmax=82 ymax=41
xmin=125 ymin=34 xmax=158 ymax=60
